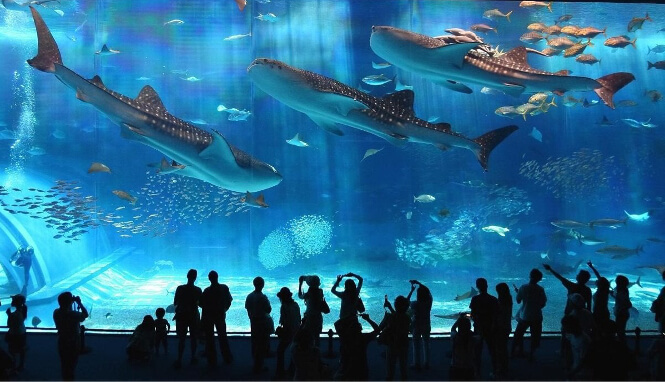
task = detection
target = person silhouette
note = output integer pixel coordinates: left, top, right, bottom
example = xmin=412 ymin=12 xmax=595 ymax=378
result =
xmin=331 ymin=272 xmax=364 ymax=321
xmin=53 ymin=292 xmax=88 ymax=381
xmin=612 ymin=275 xmax=632 ymax=343
xmin=298 ymin=275 xmax=328 ymax=347
xmin=334 ymin=312 xmax=380 ymax=380
xmin=469 ymin=277 xmax=498 ymax=378
xmin=449 ymin=315 xmax=477 ymax=380
xmin=5 ymin=294 xmax=27 ymax=372
xmin=275 ymin=287 xmax=301 ymax=379
xmin=200 ymin=270 xmax=233 ymax=366
xmin=245 ymin=276 xmax=272 ymax=374
xmin=173 ymin=269 xmax=202 ymax=368
xmin=382 ymin=295 xmax=411 ymax=381
xmin=494 ymin=283 xmax=512 ymax=379
xmin=512 ymin=268 xmax=547 ymax=361
xmin=586 ymin=261 xmax=611 ymax=331
xmin=126 ymin=315 xmax=155 ymax=361
xmin=406 ymin=279 xmax=432 ymax=371
xmin=154 ymin=307 xmax=170 ymax=355
xmin=543 ymin=264 xmax=592 ymax=315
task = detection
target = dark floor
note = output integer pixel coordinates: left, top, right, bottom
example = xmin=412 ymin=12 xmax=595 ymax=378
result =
xmin=2 ymin=331 xmax=658 ymax=381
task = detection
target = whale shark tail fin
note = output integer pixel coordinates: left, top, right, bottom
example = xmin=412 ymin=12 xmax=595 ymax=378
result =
xmin=594 ymin=72 xmax=635 ymax=109
xmin=472 ymin=125 xmax=518 ymax=171
xmin=26 ymin=7 xmax=62 ymax=73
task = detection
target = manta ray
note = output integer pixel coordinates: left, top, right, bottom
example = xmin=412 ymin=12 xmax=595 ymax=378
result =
xmin=27 ymin=7 xmax=281 ymax=193
xmin=370 ymin=26 xmax=635 ymax=108
xmin=247 ymin=58 xmax=517 ymax=170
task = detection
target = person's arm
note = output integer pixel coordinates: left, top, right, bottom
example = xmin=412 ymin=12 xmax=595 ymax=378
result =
xmin=298 ymin=276 xmax=305 ymax=299
xmin=384 ymin=295 xmax=395 ymax=313
xmin=587 ymin=261 xmax=601 ymax=280
xmin=331 ymin=275 xmax=343 ymax=298
xmin=543 ymin=264 xmax=571 ymax=287
xmin=348 ymin=273 xmax=363 ymax=293
xmin=406 ymin=281 xmax=417 ymax=300
xmin=74 ymin=296 xmax=89 ymax=320
xmin=360 ymin=313 xmax=379 ymax=334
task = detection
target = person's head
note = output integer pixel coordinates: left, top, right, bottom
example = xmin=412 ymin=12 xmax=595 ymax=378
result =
xmin=576 ymin=270 xmax=591 ymax=285
xmin=208 ymin=270 xmax=219 ymax=284
xmin=596 ymin=277 xmax=610 ymax=291
xmin=496 ymin=282 xmax=510 ymax=300
xmin=394 ymin=295 xmax=409 ymax=313
xmin=186 ymin=269 xmax=197 ymax=282
xmin=344 ymin=278 xmax=357 ymax=294
xmin=529 ymin=268 xmax=543 ymax=283
xmin=57 ymin=291 xmax=73 ymax=309
xmin=141 ymin=315 xmax=155 ymax=327
xmin=615 ymin=275 xmax=629 ymax=289
xmin=455 ymin=316 xmax=472 ymax=334
xmin=305 ymin=275 xmax=321 ymax=288
xmin=253 ymin=276 xmax=265 ymax=291
xmin=476 ymin=277 xmax=488 ymax=293
xmin=155 ymin=307 xmax=165 ymax=319
xmin=569 ymin=293 xmax=585 ymax=310
xmin=277 ymin=287 xmax=293 ymax=303
xmin=10 ymin=294 xmax=25 ymax=307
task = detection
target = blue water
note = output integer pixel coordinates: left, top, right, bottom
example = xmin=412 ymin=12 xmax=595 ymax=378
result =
xmin=0 ymin=1 xmax=664 ymax=333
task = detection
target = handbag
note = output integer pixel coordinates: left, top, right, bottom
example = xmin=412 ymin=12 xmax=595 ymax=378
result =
xmin=320 ymin=297 xmax=331 ymax=314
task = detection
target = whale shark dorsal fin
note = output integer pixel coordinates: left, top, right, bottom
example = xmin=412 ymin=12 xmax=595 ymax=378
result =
xmin=135 ymin=85 xmax=167 ymax=112
xmin=382 ymin=90 xmax=415 ymax=116
xmin=502 ymin=46 xmax=530 ymax=66
xmin=89 ymin=75 xmax=106 ymax=88
xmin=200 ymin=129 xmax=237 ymax=164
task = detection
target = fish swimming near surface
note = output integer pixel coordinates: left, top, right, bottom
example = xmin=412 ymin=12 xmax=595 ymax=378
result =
xmin=248 ymin=58 xmax=517 ymax=170
xmin=95 ymin=44 xmax=120 ymax=55
xmin=414 ymin=194 xmax=435 ymax=203
xmin=112 ymin=190 xmax=138 ymax=205
xmin=361 ymin=147 xmax=383 ymax=162
xmin=87 ymin=162 xmax=111 ymax=174
xmin=596 ymin=244 xmax=643 ymax=259
xmin=241 ymin=191 xmax=268 ymax=208
xmin=27 ymin=7 xmax=282 ymax=192
xmin=519 ymin=1 xmax=553 ymax=12
xmin=482 ymin=9 xmax=512 ymax=22
xmin=285 ymin=133 xmax=309 ymax=147
xmin=454 ymin=287 xmax=478 ymax=301
xmin=369 ymin=26 xmax=634 ymax=108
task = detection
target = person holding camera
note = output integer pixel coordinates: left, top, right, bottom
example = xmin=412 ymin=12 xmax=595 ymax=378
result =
xmin=53 ymin=291 xmax=88 ymax=381
xmin=298 ymin=275 xmax=328 ymax=347
xmin=406 ymin=279 xmax=432 ymax=371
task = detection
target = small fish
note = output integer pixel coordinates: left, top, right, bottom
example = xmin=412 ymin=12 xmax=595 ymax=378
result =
xmin=405 ymin=211 xmax=412 ymax=220
xmin=112 ymin=190 xmax=138 ymax=205
xmin=627 ymin=13 xmax=651 ymax=32
xmin=361 ymin=147 xmax=383 ymax=162
xmin=648 ymin=60 xmax=665 ymax=70
xmin=223 ymin=32 xmax=251 ymax=41
xmin=575 ymin=54 xmax=600 ymax=65
xmin=627 ymin=276 xmax=642 ymax=289
xmin=482 ymin=225 xmax=510 ymax=236
xmin=285 ymin=133 xmax=309 ymax=147
xmin=241 ymin=191 xmax=269 ymax=208
xmin=163 ymin=19 xmax=184 ymax=26
xmin=95 ymin=44 xmax=120 ymax=55
xmin=87 ymin=162 xmax=111 ymax=174
xmin=528 ymin=126 xmax=542 ymax=142
xmin=520 ymin=31 xmax=545 ymax=44
xmin=104 ymin=312 xmax=113 ymax=319
xmin=519 ymin=1 xmax=553 ymax=12
xmin=361 ymin=74 xmax=393 ymax=86
xmin=454 ymin=287 xmax=478 ymax=301
xmin=483 ymin=9 xmax=512 ymax=22
xmin=604 ymin=36 xmax=636 ymax=49
xmin=31 ymin=316 xmax=42 ymax=327
xmin=394 ymin=78 xmax=413 ymax=91
xmin=589 ymin=218 xmax=627 ymax=228
xmin=471 ymin=24 xmax=497 ymax=34
xmin=556 ymin=14 xmax=573 ymax=24
xmin=371 ymin=62 xmax=391 ymax=69
xmin=180 ymin=76 xmax=203 ymax=82
xmin=255 ymin=12 xmax=278 ymax=22
xmin=414 ymin=194 xmax=435 ymax=203
xmin=434 ymin=312 xmax=470 ymax=320
xmin=648 ymin=45 xmax=665 ymax=54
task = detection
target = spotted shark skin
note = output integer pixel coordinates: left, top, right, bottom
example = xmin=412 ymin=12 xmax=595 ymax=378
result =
xmin=248 ymin=58 xmax=517 ymax=170
xmin=26 ymin=7 xmax=281 ymax=192
xmin=370 ymin=26 xmax=635 ymax=108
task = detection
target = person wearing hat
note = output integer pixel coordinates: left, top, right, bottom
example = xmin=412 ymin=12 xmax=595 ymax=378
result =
xmin=5 ymin=294 xmax=27 ymax=371
xmin=275 ymin=287 xmax=301 ymax=379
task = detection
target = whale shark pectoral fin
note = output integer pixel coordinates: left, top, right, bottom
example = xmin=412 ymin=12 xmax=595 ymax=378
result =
xmin=435 ymin=79 xmax=473 ymax=94
xmin=330 ymin=96 xmax=368 ymax=116
xmin=435 ymin=42 xmax=480 ymax=68
xmin=122 ymin=123 xmax=151 ymax=137
xmin=308 ymin=114 xmax=344 ymax=136
xmin=199 ymin=130 xmax=237 ymax=164
xmin=499 ymin=83 xmax=526 ymax=97
xmin=75 ymin=87 xmax=91 ymax=103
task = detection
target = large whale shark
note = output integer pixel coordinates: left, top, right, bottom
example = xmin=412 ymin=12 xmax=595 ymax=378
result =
xmin=247 ymin=58 xmax=517 ymax=170
xmin=26 ymin=7 xmax=281 ymax=193
xmin=370 ymin=26 xmax=635 ymax=109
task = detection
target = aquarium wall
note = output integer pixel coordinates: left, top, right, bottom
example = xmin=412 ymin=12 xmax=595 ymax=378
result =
xmin=1 ymin=1 xmax=664 ymax=333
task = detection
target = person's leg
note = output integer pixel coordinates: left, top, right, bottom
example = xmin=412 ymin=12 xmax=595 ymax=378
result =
xmin=512 ymin=320 xmax=527 ymax=356
xmin=398 ymin=345 xmax=408 ymax=380
xmin=275 ymin=337 xmax=288 ymax=377
xmin=203 ymin=318 xmax=216 ymax=365
xmin=190 ymin=319 xmax=199 ymax=363
xmin=218 ymin=319 xmax=233 ymax=363
xmin=616 ymin=312 xmax=629 ymax=343
xmin=423 ymin=332 xmax=431 ymax=368
xmin=412 ymin=330 xmax=422 ymax=369
xmin=386 ymin=346 xmax=396 ymax=380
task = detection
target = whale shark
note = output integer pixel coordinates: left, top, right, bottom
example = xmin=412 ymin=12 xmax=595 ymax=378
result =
xmin=26 ymin=7 xmax=281 ymax=193
xmin=247 ymin=58 xmax=517 ymax=170
xmin=369 ymin=26 xmax=635 ymax=108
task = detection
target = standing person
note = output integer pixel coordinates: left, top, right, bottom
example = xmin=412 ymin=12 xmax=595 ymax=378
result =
xmin=406 ymin=279 xmax=432 ymax=371
xmin=275 ymin=287 xmax=301 ymax=380
xmin=652 ymin=285 xmax=665 ymax=334
xmin=53 ymin=292 xmax=88 ymax=381
xmin=494 ymin=283 xmax=512 ymax=379
xmin=298 ymin=275 xmax=329 ymax=347
xmin=154 ymin=307 xmax=170 ymax=355
xmin=200 ymin=270 xmax=233 ymax=367
xmin=331 ymin=272 xmax=364 ymax=320
xmin=173 ymin=269 xmax=202 ymax=368
xmin=449 ymin=315 xmax=477 ymax=381
xmin=5 ymin=294 xmax=27 ymax=372
xmin=334 ymin=312 xmax=380 ymax=381
xmin=245 ymin=276 xmax=272 ymax=374
xmin=543 ymin=264 xmax=592 ymax=315
xmin=511 ymin=268 xmax=547 ymax=361
xmin=612 ymin=275 xmax=632 ymax=343
xmin=469 ymin=277 xmax=498 ymax=378
xmin=586 ymin=261 xmax=611 ymax=331
xmin=382 ymin=295 xmax=411 ymax=381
